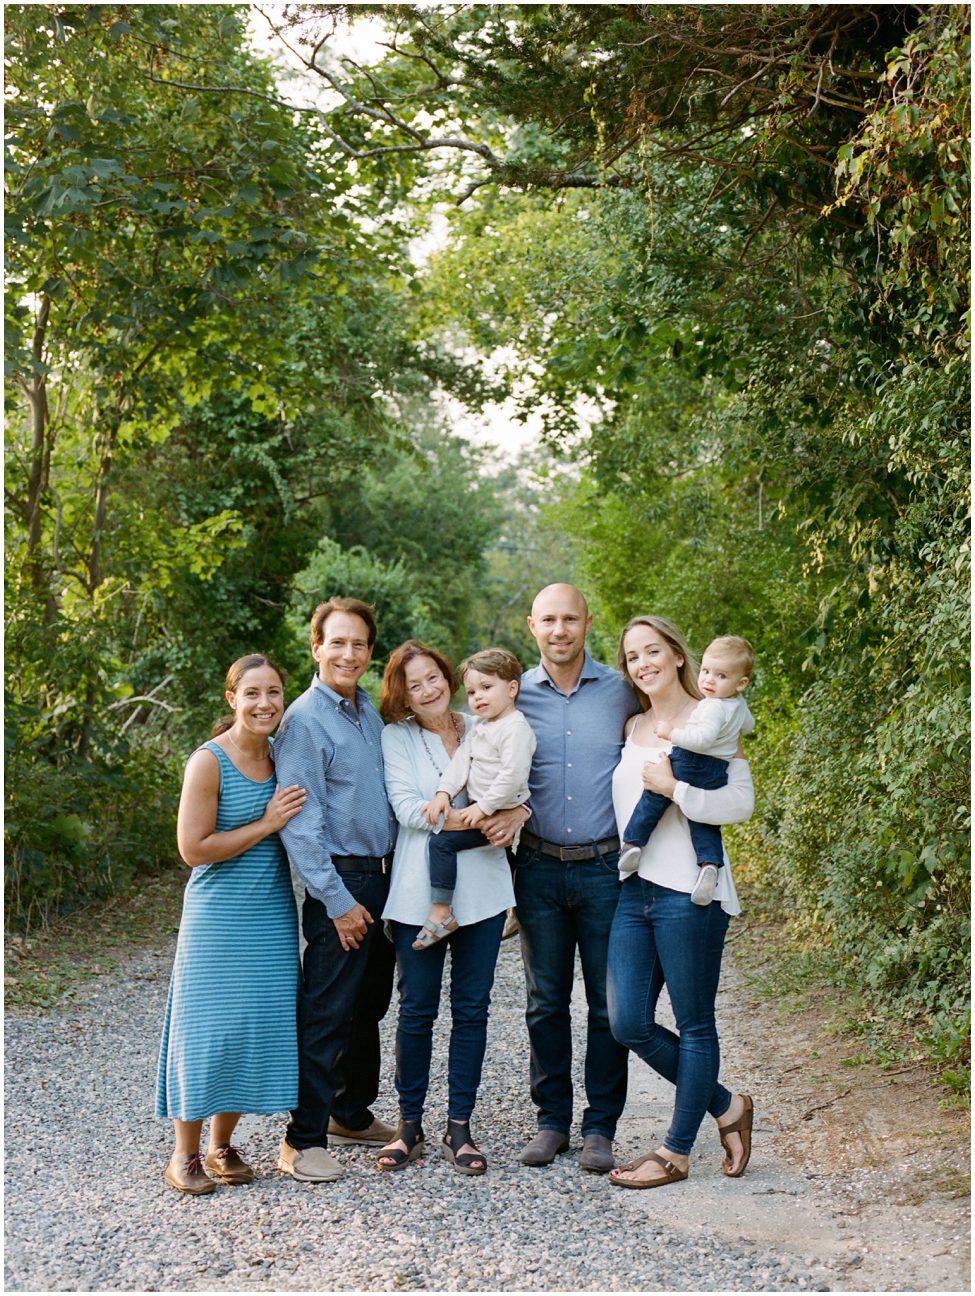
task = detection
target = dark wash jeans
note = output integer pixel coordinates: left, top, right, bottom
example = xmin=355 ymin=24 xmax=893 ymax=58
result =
xmin=286 ymin=870 xmax=395 ymax=1149
xmin=513 ymin=845 xmax=628 ymax=1138
xmin=390 ymin=910 xmax=505 ymax=1124
xmin=607 ymin=876 xmax=733 ymax=1156
xmin=427 ymin=827 xmax=489 ymax=904
xmin=623 ymin=747 xmax=729 ymax=867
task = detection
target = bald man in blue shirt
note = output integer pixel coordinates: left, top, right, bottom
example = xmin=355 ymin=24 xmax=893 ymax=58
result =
xmin=510 ymin=584 xmax=640 ymax=1173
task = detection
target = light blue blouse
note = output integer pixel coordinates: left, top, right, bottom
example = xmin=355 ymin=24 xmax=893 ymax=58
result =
xmin=381 ymin=717 xmax=515 ymax=927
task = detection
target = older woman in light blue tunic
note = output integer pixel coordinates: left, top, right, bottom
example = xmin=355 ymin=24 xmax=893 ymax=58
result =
xmin=375 ymin=641 xmax=526 ymax=1175
xmin=156 ymin=655 xmax=305 ymax=1195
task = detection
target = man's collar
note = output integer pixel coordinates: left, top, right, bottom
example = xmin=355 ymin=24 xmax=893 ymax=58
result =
xmin=311 ymin=675 xmax=365 ymax=708
xmin=526 ymin=650 xmax=599 ymax=690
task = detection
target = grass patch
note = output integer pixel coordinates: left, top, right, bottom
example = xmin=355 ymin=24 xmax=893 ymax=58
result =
xmin=729 ymin=888 xmax=970 ymax=1104
xmin=5 ymin=867 xmax=185 ymax=1014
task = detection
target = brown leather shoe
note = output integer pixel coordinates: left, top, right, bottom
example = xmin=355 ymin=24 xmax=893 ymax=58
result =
xmin=164 ymin=1153 xmax=216 ymax=1195
xmin=203 ymin=1144 xmax=255 ymax=1185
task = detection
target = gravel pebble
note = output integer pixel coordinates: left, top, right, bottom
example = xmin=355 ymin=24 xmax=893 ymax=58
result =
xmin=2 ymin=936 xmax=862 ymax=1291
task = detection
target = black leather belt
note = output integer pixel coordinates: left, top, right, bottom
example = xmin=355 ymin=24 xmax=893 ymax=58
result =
xmin=521 ymin=831 xmax=620 ymax=863
xmin=331 ymin=853 xmax=392 ymax=875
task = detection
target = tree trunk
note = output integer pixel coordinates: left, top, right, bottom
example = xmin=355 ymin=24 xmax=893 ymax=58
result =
xmin=24 ymin=294 xmax=51 ymax=560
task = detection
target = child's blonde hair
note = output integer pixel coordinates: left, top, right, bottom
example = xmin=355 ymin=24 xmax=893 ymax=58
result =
xmin=707 ymin=635 xmax=754 ymax=680
xmin=459 ymin=648 xmax=522 ymax=692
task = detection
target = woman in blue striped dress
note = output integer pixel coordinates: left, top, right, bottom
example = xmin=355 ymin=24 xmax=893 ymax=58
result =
xmin=156 ymin=655 xmax=306 ymax=1194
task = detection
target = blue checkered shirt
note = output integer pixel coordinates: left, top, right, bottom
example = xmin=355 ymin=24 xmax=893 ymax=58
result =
xmin=517 ymin=652 xmax=641 ymax=845
xmin=274 ymin=675 xmax=395 ymax=917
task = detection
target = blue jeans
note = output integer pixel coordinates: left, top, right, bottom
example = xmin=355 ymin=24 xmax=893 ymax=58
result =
xmin=513 ymin=846 xmax=628 ymax=1138
xmin=286 ymin=870 xmax=395 ymax=1149
xmin=607 ymin=877 xmax=733 ymax=1155
xmin=390 ymin=911 xmax=505 ymax=1124
xmin=623 ymin=747 xmax=729 ymax=868
xmin=427 ymin=828 xmax=489 ymax=904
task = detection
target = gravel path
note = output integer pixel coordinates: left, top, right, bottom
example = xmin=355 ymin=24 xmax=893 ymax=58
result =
xmin=3 ymin=922 xmax=966 ymax=1293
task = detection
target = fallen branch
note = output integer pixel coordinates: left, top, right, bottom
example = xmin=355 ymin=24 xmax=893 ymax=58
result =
xmin=801 ymin=1088 xmax=852 ymax=1120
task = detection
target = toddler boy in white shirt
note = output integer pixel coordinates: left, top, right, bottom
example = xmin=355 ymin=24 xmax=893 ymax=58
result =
xmin=618 ymin=635 xmax=755 ymax=905
xmin=415 ymin=648 xmax=536 ymax=949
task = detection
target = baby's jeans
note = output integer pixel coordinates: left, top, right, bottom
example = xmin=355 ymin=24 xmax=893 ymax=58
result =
xmin=623 ymin=747 xmax=729 ymax=868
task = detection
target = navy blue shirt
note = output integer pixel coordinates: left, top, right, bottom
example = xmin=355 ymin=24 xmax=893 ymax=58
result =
xmin=517 ymin=652 xmax=641 ymax=846
xmin=274 ymin=675 xmax=395 ymax=917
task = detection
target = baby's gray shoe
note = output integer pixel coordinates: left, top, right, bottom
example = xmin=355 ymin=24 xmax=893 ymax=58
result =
xmin=618 ymin=845 xmax=642 ymax=875
xmin=691 ymin=864 xmax=719 ymax=906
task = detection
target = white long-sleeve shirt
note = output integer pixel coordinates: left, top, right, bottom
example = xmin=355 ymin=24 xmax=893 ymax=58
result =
xmin=670 ymin=695 xmax=755 ymax=761
xmin=438 ymin=709 xmax=536 ymax=815
xmin=612 ymin=737 xmax=754 ymax=916
xmin=381 ymin=718 xmax=514 ymax=927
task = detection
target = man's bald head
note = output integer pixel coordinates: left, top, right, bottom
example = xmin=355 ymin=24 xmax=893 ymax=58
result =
xmin=530 ymin=583 xmax=589 ymax=621
xmin=527 ymin=584 xmax=593 ymax=678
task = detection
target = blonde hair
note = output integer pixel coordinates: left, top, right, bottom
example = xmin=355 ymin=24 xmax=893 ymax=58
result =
xmin=706 ymin=635 xmax=754 ymax=679
xmin=616 ymin=616 xmax=703 ymax=713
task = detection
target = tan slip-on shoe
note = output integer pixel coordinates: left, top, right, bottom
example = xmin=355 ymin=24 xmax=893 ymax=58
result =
xmin=203 ymin=1144 xmax=255 ymax=1184
xmin=327 ymin=1116 xmax=397 ymax=1146
xmin=277 ymin=1139 xmax=345 ymax=1183
xmin=164 ymin=1153 xmax=216 ymax=1195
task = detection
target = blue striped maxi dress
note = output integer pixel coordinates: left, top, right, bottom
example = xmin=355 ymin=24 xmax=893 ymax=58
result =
xmin=155 ymin=741 xmax=299 ymax=1120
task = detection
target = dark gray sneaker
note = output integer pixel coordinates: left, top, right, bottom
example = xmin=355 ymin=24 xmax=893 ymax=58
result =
xmin=579 ymin=1134 xmax=615 ymax=1173
xmin=520 ymin=1130 xmax=570 ymax=1166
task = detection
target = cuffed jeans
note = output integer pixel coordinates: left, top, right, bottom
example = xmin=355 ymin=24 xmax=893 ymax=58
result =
xmin=513 ymin=846 xmax=628 ymax=1138
xmin=286 ymin=871 xmax=395 ymax=1149
xmin=607 ymin=876 xmax=733 ymax=1155
xmin=428 ymin=827 xmax=488 ymax=904
xmin=623 ymin=747 xmax=729 ymax=867
xmin=390 ymin=911 xmax=505 ymax=1123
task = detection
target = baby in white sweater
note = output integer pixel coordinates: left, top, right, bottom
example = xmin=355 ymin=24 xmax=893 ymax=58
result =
xmin=618 ymin=635 xmax=755 ymax=906
xmin=416 ymin=648 xmax=536 ymax=950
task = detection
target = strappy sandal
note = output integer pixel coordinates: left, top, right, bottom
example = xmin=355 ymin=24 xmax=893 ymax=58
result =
xmin=375 ymin=1119 xmax=425 ymax=1172
xmin=412 ymin=914 xmax=459 ymax=950
xmin=442 ymin=1119 xmax=486 ymax=1176
xmin=609 ymin=1151 xmax=687 ymax=1190
xmin=718 ymin=1093 xmax=754 ymax=1177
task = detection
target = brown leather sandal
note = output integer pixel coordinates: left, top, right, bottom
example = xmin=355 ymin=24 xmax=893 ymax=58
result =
xmin=609 ymin=1151 xmax=688 ymax=1189
xmin=718 ymin=1094 xmax=754 ymax=1177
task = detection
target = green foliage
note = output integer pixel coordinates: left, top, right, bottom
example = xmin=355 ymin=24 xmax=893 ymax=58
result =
xmin=3 ymin=4 xmax=505 ymax=928
xmin=353 ymin=3 xmax=970 ymax=1081
xmin=4 ymin=2 xmax=970 ymax=1091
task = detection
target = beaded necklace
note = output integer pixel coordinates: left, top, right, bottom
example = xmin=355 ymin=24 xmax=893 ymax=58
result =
xmin=417 ymin=712 xmax=464 ymax=776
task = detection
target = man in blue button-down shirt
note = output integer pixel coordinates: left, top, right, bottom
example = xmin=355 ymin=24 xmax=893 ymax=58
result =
xmin=273 ymin=597 xmax=397 ymax=1184
xmin=511 ymin=583 xmax=641 ymax=1173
